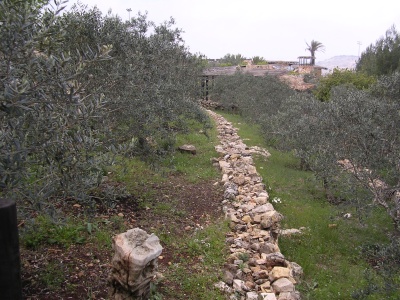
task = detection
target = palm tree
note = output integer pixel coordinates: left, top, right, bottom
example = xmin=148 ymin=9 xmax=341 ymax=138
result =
xmin=305 ymin=40 xmax=325 ymax=65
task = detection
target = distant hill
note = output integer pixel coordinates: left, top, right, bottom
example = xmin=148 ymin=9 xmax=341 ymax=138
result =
xmin=316 ymin=55 xmax=358 ymax=72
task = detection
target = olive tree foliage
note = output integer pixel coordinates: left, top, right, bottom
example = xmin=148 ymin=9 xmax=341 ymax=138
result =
xmin=265 ymin=82 xmax=400 ymax=230
xmin=356 ymin=25 xmax=400 ymax=76
xmin=0 ymin=1 xmax=207 ymax=210
xmin=0 ymin=0 xmax=113 ymax=209
xmin=59 ymin=4 xmax=208 ymax=159
xmin=370 ymin=71 xmax=400 ymax=102
xmin=211 ymin=73 xmax=295 ymax=122
xmin=212 ymin=71 xmax=400 ymax=229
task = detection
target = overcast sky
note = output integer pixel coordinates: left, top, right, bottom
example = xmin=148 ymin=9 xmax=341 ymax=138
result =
xmin=66 ymin=0 xmax=400 ymax=62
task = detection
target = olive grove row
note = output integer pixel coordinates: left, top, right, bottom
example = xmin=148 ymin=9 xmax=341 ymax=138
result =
xmin=212 ymin=72 xmax=400 ymax=231
xmin=0 ymin=1 xmax=207 ymax=210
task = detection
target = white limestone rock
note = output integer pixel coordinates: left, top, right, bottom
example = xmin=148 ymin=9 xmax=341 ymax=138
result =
xmin=271 ymin=278 xmax=294 ymax=293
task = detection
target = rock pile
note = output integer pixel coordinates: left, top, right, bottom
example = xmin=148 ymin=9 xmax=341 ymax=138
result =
xmin=208 ymin=110 xmax=302 ymax=300
xmin=109 ymin=228 xmax=163 ymax=300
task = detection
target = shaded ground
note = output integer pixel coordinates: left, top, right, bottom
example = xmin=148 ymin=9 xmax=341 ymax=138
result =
xmin=20 ymin=175 xmax=224 ymax=299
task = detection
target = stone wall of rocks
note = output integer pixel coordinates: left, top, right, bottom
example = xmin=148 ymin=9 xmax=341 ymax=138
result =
xmin=208 ymin=110 xmax=302 ymax=300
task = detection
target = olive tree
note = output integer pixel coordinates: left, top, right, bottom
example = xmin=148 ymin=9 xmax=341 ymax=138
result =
xmin=268 ymin=84 xmax=400 ymax=229
xmin=59 ymin=5 xmax=208 ymax=160
xmin=1 ymin=1 xmax=207 ymax=211
xmin=211 ymin=73 xmax=295 ymax=122
xmin=0 ymin=0 xmax=113 ymax=209
xmin=213 ymin=71 xmax=400 ymax=229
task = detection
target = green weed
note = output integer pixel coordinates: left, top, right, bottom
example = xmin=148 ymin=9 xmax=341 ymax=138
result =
xmin=161 ymin=220 xmax=229 ymax=299
xmin=40 ymin=261 xmax=65 ymax=291
xmin=21 ymin=215 xmax=87 ymax=249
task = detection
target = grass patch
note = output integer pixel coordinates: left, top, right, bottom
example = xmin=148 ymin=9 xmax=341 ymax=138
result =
xmin=219 ymin=111 xmax=395 ymax=299
xmin=21 ymin=215 xmax=87 ymax=249
xmin=160 ymin=220 xmax=229 ymax=300
xmin=168 ymin=119 xmax=220 ymax=183
xmin=40 ymin=261 xmax=66 ymax=291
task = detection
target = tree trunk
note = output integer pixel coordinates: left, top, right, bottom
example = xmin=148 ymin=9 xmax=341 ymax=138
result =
xmin=0 ymin=198 xmax=23 ymax=300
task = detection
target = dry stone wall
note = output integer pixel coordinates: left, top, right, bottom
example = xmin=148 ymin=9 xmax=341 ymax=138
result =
xmin=208 ymin=110 xmax=302 ymax=300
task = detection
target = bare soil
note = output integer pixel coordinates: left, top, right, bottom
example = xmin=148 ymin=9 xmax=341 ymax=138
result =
xmin=20 ymin=175 xmax=224 ymax=299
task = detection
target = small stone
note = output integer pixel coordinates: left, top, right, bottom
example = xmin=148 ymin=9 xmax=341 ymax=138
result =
xmin=271 ymin=277 xmax=294 ymax=293
xmin=242 ymin=215 xmax=252 ymax=223
xmin=118 ymin=213 xmax=124 ymax=217
xmin=253 ymin=270 xmax=269 ymax=281
xmin=223 ymin=270 xmax=234 ymax=285
xmin=233 ymin=174 xmax=246 ymax=185
xmin=288 ymin=261 xmax=303 ymax=282
xmin=250 ymin=266 xmax=261 ymax=272
xmin=260 ymin=281 xmax=271 ymax=289
xmin=233 ymin=279 xmax=245 ymax=292
xmin=269 ymin=267 xmax=290 ymax=282
xmin=73 ymin=204 xmax=81 ymax=208
xmin=260 ymin=242 xmax=278 ymax=254
xmin=241 ymin=204 xmax=255 ymax=212
xmin=178 ymin=144 xmax=196 ymax=155
xmin=260 ymin=293 xmax=277 ymax=300
xmin=246 ymin=291 xmax=259 ymax=300
xmin=264 ymin=252 xmax=286 ymax=267
xmin=243 ymin=268 xmax=252 ymax=274
xmin=254 ymin=196 xmax=268 ymax=204
xmin=221 ymin=173 xmax=229 ymax=183
xmin=230 ymin=153 xmax=241 ymax=160
xmin=256 ymin=259 xmax=267 ymax=265
xmin=278 ymin=291 xmax=301 ymax=300
xmin=280 ymin=229 xmax=302 ymax=236
xmin=247 ymin=165 xmax=258 ymax=175
xmin=251 ymin=203 xmax=274 ymax=214
xmin=253 ymin=214 xmax=262 ymax=223
xmin=260 ymin=211 xmax=283 ymax=229
xmin=227 ymin=212 xmax=240 ymax=223
xmin=214 ymin=281 xmax=234 ymax=294
xmin=250 ymin=243 xmax=260 ymax=251
xmin=219 ymin=160 xmax=231 ymax=170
